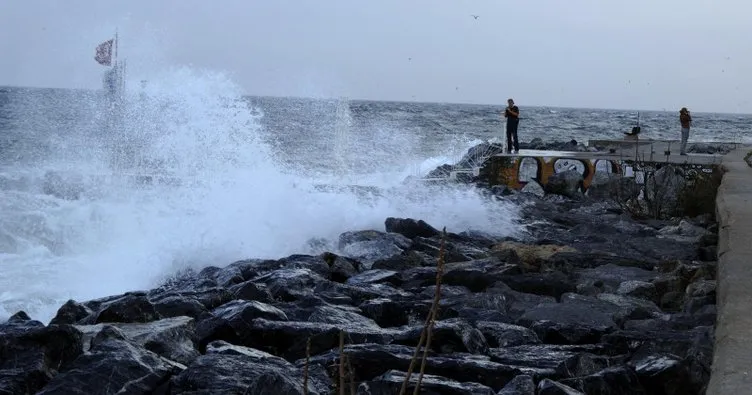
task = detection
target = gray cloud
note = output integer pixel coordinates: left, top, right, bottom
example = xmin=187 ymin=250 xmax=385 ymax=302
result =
xmin=1 ymin=0 xmax=750 ymax=112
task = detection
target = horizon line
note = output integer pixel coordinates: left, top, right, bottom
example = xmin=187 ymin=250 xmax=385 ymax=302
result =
xmin=1 ymin=83 xmax=750 ymax=116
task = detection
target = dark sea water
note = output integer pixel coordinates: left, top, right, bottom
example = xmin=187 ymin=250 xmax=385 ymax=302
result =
xmin=0 ymin=69 xmax=750 ymax=322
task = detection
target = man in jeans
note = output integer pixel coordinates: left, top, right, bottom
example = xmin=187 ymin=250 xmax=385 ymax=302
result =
xmin=504 ymin=98 xmax=520 ymax=153
xmin=679 ymin=107 xmax=692 ymax=155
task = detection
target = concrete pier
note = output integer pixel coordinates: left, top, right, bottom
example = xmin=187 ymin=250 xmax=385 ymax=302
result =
xmin=707 ymin=147 xmax=752 ymax=394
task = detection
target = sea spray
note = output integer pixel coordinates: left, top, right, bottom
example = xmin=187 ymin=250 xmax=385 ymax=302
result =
xmin=0 ymin=68 xmax=520 ymax=323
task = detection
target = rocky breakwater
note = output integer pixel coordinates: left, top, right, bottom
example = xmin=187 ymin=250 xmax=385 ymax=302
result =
xmin=0 ymin=192 xmax=719 ymax=394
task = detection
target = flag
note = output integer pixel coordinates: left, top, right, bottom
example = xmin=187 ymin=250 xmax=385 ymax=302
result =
xmin=95 ymin=39 xmax=113 ymax=66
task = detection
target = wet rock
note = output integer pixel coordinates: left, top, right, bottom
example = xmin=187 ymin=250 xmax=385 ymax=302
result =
xmin=516 ymin=301 xmax=617 ymax=344
xmin=75 ymin=316 xmax=199 ymax=365
xmin=49 ymin=300 xmax=92 ymax=325
xmin=497 ymin=374 xmax=535 ymax=395
xmin=86 ymin=292 xmax=161 ymax=324
xmin=384 ymin=217 xmax=441 ymax=239
xmin=487 ymin=344 xmax=615 ymax=378
xmin=195 ymin=299 xmax=289 ymax=350
xmin=322 ymin=252 xmax=360 ymax=282
xmin=371 ymin=250 xmax=425 ymax=271
xmin=629 ymin=353 xmax=698 ymax=395
xmin=577 ymin=264 xmax=658 ymax=293
xmin=170 ymin=340 xmax=329 ymax=395
xmin=306 ymin=343 xmax=548 ymax=391
xmin=228 ymin=280 xmax=274 ymax=303
xmin=441 ymin=259 xmax=519 ymax=292
xmin=617 ymin=280 xmax=658 ymax=303
xmin=394 ymin=319 xmax=489 ymax=355
xmin=338 ymin=230 xmax=413 ymax=268
xmin=240 ymin=318 xmax=399 ymax=361
xmin=358 ymin=298 xmax=410 ymax=328
xmin=521 ymin=180 xmax=545 ymax=197
xmin=37 ymin=326 xmax=182 ymax=395
xmin=347 ymin=269 xmax=401 ymax=287
xmin=560 ymin=366 xmax=646 ymax=395
xmin=356 ymin=369 xmax=496 ymax=395
xmin=474 ymin=321 xmax=540 ymax=347
xmin=545 ymin=170 xmax=584 ymax=199
xmin=497 ymin=270 xmax=576 ymax=300
xmin=0 ymin=314 xmax=83 ymax=394
xmin=538 ymin=378 xmax=584 ymax=395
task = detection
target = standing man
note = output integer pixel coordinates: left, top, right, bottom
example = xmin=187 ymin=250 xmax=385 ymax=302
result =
xmin=679 ymin=107 xmax=692 ymax=155
xmin=504 ymin=98 xmax=520 ymax=153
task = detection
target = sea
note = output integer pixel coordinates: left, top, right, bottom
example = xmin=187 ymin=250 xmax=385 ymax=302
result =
xmin=1 ymin=67 xmax=751 ymax=323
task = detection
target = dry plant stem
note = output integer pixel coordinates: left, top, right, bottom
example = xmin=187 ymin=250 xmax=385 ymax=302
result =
xmin=347 ymin=354 xmax=356 ymax=395
xmin=303 ymin=337 xmax=311 ymax=395
xmin=398 ymin=298 xmax=434 ymax=394
xmin=339 ymin=330 xmax=345 ymax=395
xmin=412 ymin=227 xmax=446 ymax=395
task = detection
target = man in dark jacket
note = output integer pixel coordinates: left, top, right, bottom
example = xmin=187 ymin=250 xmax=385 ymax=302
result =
xmin=679 ymin=107 xmax=692 ymax=155
xmin=504 ymin=98 xmax=520 ymax=153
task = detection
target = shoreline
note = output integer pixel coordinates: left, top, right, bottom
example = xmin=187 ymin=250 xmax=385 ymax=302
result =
xmin=0 ymin=159 xmax=719 ymax=394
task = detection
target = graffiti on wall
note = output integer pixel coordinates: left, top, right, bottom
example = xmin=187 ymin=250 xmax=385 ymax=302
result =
xmin=480 ymin=155 xmax=717 ymax=191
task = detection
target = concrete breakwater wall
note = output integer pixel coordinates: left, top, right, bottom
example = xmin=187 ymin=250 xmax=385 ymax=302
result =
xmin=478 ymin=154 xmax=720 ymax=193
xmin=707 ymin=148 xmax=752 ymax=394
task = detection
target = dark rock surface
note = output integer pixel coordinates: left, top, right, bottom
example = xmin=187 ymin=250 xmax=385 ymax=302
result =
xmin=1 ymin=180 xmax=718 ymax=394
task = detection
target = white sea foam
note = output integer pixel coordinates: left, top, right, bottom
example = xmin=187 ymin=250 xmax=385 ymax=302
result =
xmin=0 ymin=67 xmax=520 ymax=323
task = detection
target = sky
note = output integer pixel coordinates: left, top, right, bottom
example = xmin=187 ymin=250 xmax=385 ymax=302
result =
xmin=1 ymin=0 xmax=751 ymax=113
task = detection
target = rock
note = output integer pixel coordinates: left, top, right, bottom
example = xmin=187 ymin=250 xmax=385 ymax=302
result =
xmin=491 ymin=241 xmax=577 ymax=272
xmin=251 ymin=268 xmax=325 ymax=302
xmin=170 ymin=341 xmax=329 ymax=394
xmin=371 ymin=250 xmax=425 ymax=271
xmin=358 ymin=298 xmax=410 ymax=328
xmin=538 ymin=378 xmax=585 ymax=395
xmin=92 ymin=292 xmax=161 ymax=324
xmin=497 ymin=270 xmax=576 ymax=300
xmin=644 ymin=165 xmax=686 ymax=216
xmin=545 ymin=170 xmax=584 ymax=198
xmin=37 ymin=326 xmax=183 ymax=394
xmin=658 ymin=219 xmax=710 ymax=240
xmin=384 ymin=217 xmax=441 ymax=239
xmin=560 ymin=366 xmax=646 ymax=395
xmin=521 ymin=180 xmax=545 ymax=197
xmin=497 ymin=374 xmax=535 ymax=395
xmin=238 ymin=318 xmax=399 ymax=361
xmin=516 ymin=302 xmax=617 ymax=344
xmin=75 ymin=316 xmax=199 ymax=365
xmin=346 ymin=269 xmax=401 ymax=287
xmin=577 ymin=264 xmax=658 ymax=293
xmin=338 ymin=230 xmax=413 ymax=269
xmin=228 ymin=280 xmax=274 ymax=303
xmin=0 ymin=314 xmax=83 ymax=394
xmin=557 ymin=293 xmax=658 ymax=327
xmin=587 ymin=173 xmax=640 ymax=201
xmin=394 ymin=319 xmax=489 ymax=355
xmin=49 ymin=300 xmax=92 ymax=325
xmin=617 ymin=280 xmax=658 ymax=303
xmin=356 ymin=369 xmax=496 ymax=395
xmin=195 ymin=300 xmax=289 ymax=350
xmin=474 ymin=321 xmax=540 ymax=347
xmin=306 ymin=343 xmax=549 ymax=391
xmin=629 ymin=353 xmax=698 ymax=395
xmin=686 ymin=280 xmax=716 ymax=298
xmin=487 ymin=344 xmax=615 ymax=378
xmin=441 ymin=259 xmax=519 ymax=292
xmin=321 ymin=251 xmax=360 ymax=282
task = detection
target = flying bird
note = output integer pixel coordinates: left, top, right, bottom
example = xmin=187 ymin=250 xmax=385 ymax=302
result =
xmin=471 ymin=15 xmax=479 ymax=19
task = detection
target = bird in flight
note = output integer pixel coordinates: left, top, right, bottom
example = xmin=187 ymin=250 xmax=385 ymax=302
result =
xmin=471 ymin=15 xmax=479 ymax=19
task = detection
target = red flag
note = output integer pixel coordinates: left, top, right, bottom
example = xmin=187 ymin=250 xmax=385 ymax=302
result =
xmin=95 ymin=39 xmax=113 ymax=66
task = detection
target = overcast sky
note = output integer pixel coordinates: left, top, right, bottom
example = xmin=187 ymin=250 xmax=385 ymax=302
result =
xmin=1 ymin=0 xmax=750 ymax=113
